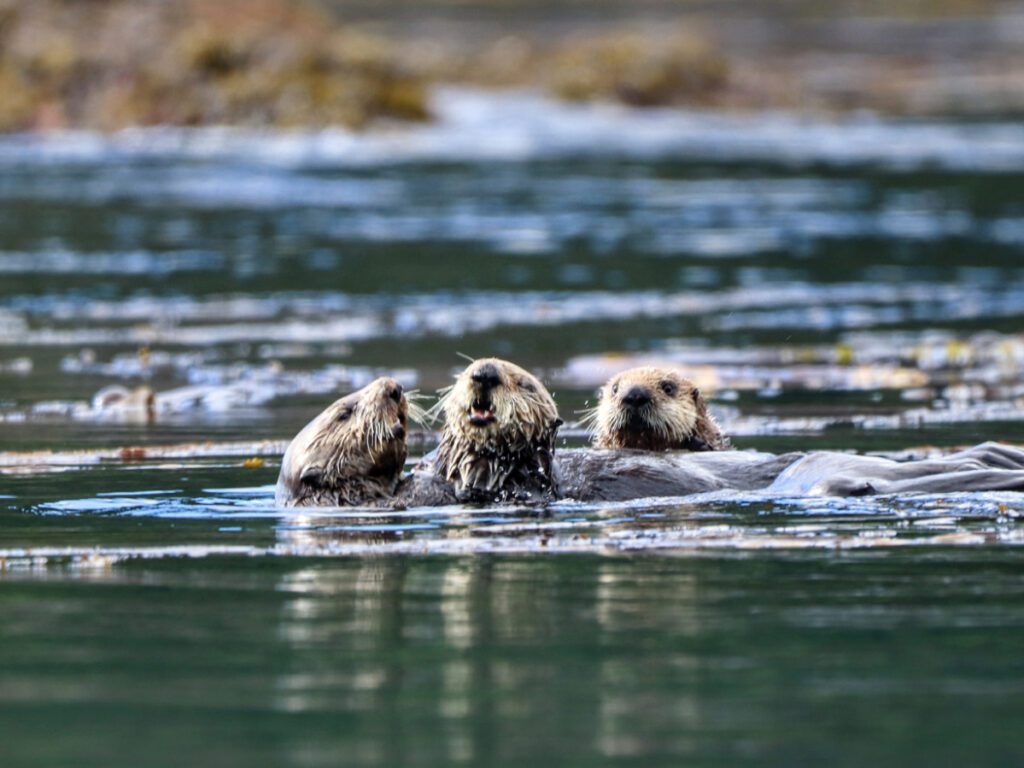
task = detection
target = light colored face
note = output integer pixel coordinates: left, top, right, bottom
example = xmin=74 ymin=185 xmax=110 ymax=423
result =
xmin=292 ymin=376 xmax=409 ymax=489
xmin=594 ymin=367 xmax=701 ymax=448
xmin=439 ymin=357 xmax=560 ymax=446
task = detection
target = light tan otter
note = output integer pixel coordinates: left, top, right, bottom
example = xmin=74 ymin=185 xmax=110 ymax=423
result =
xmin=586 ymin=366 xmax=729 ymax=452
xmin=428 ymin=357 xmax=563 ymax=503
xmin=275 ymin=377 xmax=412 ymax=507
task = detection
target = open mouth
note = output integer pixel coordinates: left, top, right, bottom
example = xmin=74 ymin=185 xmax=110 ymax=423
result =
xmin=468 ymin=398 xmax=496 ymax=426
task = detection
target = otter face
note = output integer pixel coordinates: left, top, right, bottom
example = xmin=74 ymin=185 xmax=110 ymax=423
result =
xmin=276 ymin=377 xmax=411 ymax=507
xmin=433 ymin=358 xmax=562 ymax=502
xmin=588 ymin=367 xmax=729 ymax=452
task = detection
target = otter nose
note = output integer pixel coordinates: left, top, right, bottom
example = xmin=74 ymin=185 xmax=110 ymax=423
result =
xmin=471 ymin=363 xmax=501 ymax=389
xmin=388 ymin=383 xmax=403 ymax=403
xmin=622 ymin=386 xmax=652 ymax=408
xmin=391 ymin=421 xmax=406 ymax=440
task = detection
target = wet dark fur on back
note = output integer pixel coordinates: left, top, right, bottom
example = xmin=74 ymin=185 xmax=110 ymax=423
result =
xmin=429 ymin=357 xmax=563 ymax=503
xmin=556 ymin=448 xmax=803 ymax=501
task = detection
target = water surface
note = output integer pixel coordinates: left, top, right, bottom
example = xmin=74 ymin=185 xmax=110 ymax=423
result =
xmin=2 ymin=88 xmax=1024 ymax=766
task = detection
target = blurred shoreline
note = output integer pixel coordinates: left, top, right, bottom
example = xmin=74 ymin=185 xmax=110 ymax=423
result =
xmin=1 ymin=0 xmax=1024 ymax=132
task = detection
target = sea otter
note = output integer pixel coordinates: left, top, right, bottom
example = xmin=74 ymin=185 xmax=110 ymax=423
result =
xmin=275 ymin=377 xmax=413 ymax=507
xmin=425 ymin=357 xmax=563 ymax=503
xmin=276 ymin=366 xmax=1024 ymax=508
xmin=578 ymin=365 xmax=1024 ymax=498
xmin=586 ymin=366 xmax=729 ymax=451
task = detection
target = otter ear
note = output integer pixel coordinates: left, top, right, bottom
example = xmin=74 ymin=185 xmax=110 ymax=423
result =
xmin=300 ymin=466 xmax=323 ymax=486
xmin=689 ymin=388 xmax=729 ymax=451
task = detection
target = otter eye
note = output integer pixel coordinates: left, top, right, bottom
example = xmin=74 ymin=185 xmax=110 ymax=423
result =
xmin=338 ymin=407 xmax=354 ymax=422
xmin=660 ymin=381 xmax=678 ymax=397
xmin=611 ymin=383 xmax=619 ymax=395
xmin=520 ymin=379 xmax=535 ymax=392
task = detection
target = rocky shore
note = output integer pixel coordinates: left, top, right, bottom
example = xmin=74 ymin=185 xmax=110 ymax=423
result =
xmin=1 ymin=0 xmax=1023 ymax=132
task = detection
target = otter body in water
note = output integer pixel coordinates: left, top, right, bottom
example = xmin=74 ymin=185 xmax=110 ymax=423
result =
xmin=277 ymin=365 xmax=1024 ymax=508
xmin=555 ymin=448 xmax=802 ymax=501
xmin=275 ymin=377 xmax=410 ymax=507
xmin=425 ymin=357 xmax=563 ymax=503
xmin=768 ymin=441 xmax=1024 ymax=496
xmin=581 ymin=365 xmax=1024 ymax=498
xmin=553 ymin=443 xmax=1024 ymax=501
xmin=587 ymin=366 xmax=729 ymax=451
xmin=274 ymin=360 xmax=562 ymax=508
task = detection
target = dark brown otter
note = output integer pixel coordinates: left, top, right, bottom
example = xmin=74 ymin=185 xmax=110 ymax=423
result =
xmin=586 ymin=366 xmax=729 ymax=452
xmin=275 ymin=377 xmax=412 ymax=507
xmin=426 ymin=357 xmax=563 ymax=503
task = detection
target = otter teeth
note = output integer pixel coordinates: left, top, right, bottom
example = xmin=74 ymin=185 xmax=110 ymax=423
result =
xmin=468 ymin=400 xmax=496 ymax=426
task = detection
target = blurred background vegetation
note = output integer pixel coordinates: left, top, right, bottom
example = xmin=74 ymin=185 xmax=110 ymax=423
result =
xmin=1 ymin=0 xmax=1023 ymax=132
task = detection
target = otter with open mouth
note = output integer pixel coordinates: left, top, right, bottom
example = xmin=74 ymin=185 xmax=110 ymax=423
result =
xmin=275 ymin=377 xmax=413 ymax=507
xmin=586 ymin=366 xmax=729 ymax=452
xmin=426 ymin=357 xmax=563 ymax=503
xmin=277 ymin=366 xmax=1024 ymax=508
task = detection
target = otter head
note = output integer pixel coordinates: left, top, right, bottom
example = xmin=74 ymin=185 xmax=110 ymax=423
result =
xmin=433 ymin=358 xmax=563 ymax=502
xmin=588 ymin=367 xmax=729 ymax=452
xmin=276 ymin=377 xmax=411 ymax=507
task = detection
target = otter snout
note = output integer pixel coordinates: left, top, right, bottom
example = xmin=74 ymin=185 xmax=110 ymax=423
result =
xmin=466 ymin=362 xmax=501 ymax=426
xmin=391 ymin=421 xmax=406 ymax=440
xmin=621 ymin=386 xmax=652 ymax=409
xmin=470 ymin=363 xmax=502 ymax=390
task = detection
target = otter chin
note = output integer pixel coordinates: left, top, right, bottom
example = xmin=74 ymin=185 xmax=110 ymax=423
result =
xmin=430 ymin=357 xmax=563 ymax=503
xmin=275 ymin=377 xmax=410 ymax=507
xmin=587 ymin=366 xmax=730 ymax=452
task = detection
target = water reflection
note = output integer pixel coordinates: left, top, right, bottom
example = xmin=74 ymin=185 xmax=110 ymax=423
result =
xmin=238 ymin=548 xmax=1024 ymax=765
xmin=271 ymin=557 xmax=709 ymax=764
xmin=2 ymin=545 xmax=1024 ymax=765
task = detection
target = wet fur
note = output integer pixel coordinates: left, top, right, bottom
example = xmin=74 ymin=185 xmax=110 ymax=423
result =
xmin=275 ymin=372 xmax=1024 ymax=508
xmin=429 ymin=357 xmax=563 ymax=503
xmin=586 ymin=367 xmax=729 ymax=452
xmin=555 ymin=448 xmax=802 ymax=501
xmin=276 ymin=377 xmax=413 ymax=507
xmin=769 ymin=441 xmax=1024 ymax=496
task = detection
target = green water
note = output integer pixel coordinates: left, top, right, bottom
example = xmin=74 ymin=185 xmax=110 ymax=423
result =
xmin=3 ymin=458 xmax=1024 ymax=766
xmin=3 ymin=553 xmax=1024 ymax=767
xmin=3 ymin=97 xmax=1024 ymax=764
